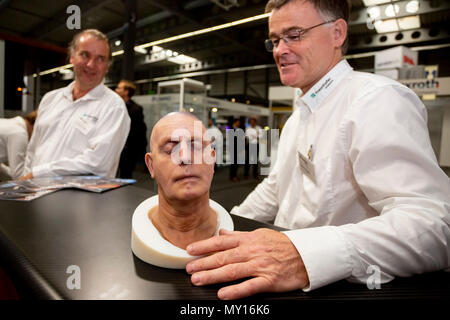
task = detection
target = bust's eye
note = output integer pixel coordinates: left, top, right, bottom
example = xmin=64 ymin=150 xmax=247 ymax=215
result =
xmin=190 ymin=140 xmax=203 ymax=151
xmin=162 ymin=142 xmax=176 ymax=154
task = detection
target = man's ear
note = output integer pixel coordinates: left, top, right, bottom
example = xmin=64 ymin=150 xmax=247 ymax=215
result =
xmin=333 ymin=18 xmax=347 ymax=49
xmin=145 ymin=152 xmax=155 ymax=178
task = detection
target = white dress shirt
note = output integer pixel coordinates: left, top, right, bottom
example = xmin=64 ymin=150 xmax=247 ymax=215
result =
xmin=0 ymin=116 xmax=28 ymax=179
xmin=24 ymin=81 xmax=131 ymax=178
xmin=231 ymin=60 xmax=450 ymax=291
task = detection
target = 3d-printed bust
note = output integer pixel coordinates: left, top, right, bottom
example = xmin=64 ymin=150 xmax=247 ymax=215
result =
xmin=131 ymin=112 xmax=233 ymax=268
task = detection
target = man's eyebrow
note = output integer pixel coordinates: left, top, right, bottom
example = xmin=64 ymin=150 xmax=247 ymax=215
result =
xmin=269 ymin=26 xmax=303 ymax=37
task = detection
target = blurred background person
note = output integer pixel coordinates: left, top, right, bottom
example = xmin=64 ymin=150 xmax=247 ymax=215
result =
xmin=228 ymin=118 xmax=243 ymax=182
xmin=115 ymin=79 xmax=147 ymax=179
xmin=244 ymin=117 xmax=262 ymax=179
xmin=21 ymin=29 xmax=130 ymax=180
xmin=0 ymin=111 xmax=37 ymax=180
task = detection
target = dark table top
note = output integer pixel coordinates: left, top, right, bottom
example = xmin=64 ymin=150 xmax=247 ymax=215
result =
xmin=0 ymin=185 xmax=449 ymax=300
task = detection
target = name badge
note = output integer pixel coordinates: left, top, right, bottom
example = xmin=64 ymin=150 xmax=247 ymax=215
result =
xmin=298 ymin=151 xmax=316 ymax=184
xmin=74 ymin=115 xmax=93 ymax=135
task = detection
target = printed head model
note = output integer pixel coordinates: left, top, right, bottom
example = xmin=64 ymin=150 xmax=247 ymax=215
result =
xmin=131 ymin=112 xmax=233 ymax=269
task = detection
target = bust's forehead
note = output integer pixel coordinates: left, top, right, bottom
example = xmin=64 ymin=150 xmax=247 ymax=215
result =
xmin=151 ymin=113 xmax=206 ymax=147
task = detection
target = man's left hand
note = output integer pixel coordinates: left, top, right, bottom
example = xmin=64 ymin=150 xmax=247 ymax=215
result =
xmin=186 ymin=228 xmax=310 ymax=300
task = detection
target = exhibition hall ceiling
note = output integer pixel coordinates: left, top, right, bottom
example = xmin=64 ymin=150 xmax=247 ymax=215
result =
xmin=0 ymin=0 xmax=449 ymax=76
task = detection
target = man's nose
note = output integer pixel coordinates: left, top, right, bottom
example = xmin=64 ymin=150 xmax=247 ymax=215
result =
xmin=86 ymin=57 xmax=96 ymax=68
xmin=275 ymin=39 xmax=290 ymax=56
xmin=179 ymin=141 xmax=192 ymax=164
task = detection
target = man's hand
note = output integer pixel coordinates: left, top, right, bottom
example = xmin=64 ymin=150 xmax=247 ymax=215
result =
xmin=186 ymin=228 xmax=309 ymax=300
xmin=19 ymin=173 xmax=34 ymax=180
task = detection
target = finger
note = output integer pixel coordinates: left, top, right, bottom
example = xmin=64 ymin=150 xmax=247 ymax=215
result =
xmin=186 ymin=233 xmax=239 ymax=256
xmin=186 ymin=247 xmax=245 ymax=274
xmin=190 ymin=261 xmax=253 ymax=287
xmin=218 ymin=277 xmax=271 ymax=300
xmin=219 ymin=228 xmax=233 ymax=236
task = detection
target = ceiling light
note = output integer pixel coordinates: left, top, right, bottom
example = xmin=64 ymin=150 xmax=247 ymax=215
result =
xmin=398 ymin=15 xmax=421 ymax=30
xmin=367 ymin=6 xmax=380 ymax=19
xmin=189 ymin=108 xmax=194 ymax=112
xmin=168 ymin=54 xmax=198 ymax=65
xmin=152 ymin=46 xmax=163 ymax=53
xmin=385 ymin=4 xmax=400 ymax=17
xmin=362 ymin=0 xmax=390 ymax=6
xmin=112 ymin=50 xmax=124 ymax=56
xmin=165 ymin=50 xmax=173 ymax=57
xmin=33 ymin=12 xmax=271 ymax=77
xmin=406 ymin=0 xmax=420 ymax=14
xmin=134 ymin=47 xmax=147 ymax=54
xmin=114 ymin=40 xmax=121 ymax=46
xmin=374 ymin=19 xmax=399 ymax=33
xmin=212 ymin=107 xmax=218 ymax=112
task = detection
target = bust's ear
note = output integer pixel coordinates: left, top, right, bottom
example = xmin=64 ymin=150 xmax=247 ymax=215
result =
xmin=145 ymin=153 xmax=155 ymax=179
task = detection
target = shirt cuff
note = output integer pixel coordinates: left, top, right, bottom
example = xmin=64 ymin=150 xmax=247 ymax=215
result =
xmin=283 ymin=226 xmax=354 ymax=291
xmin=32 ymin=163 xmax=54 ymax=178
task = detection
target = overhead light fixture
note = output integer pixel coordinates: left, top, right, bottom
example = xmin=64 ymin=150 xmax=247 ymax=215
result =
xmin=398 ymin=15 xmax=421 ymax=30
xmin=33 ymin=12 xmax=271 ymax=77
xmin=134 ymin=12 xmax=270 ymax=51
xmin=152 ymin=46 xmax=164 ymax=53
xmin=385 ymin=4 xmax=400 ymax=17
xmin=134 ymin=47 xmax=147 ymax=54
xmin=367 ymin=6 xmax=380 ymax=19
xmin=406 ymin=0 xmax=420 ymax=14
xmin=168 ymin=54 xmax=198 ymax=65
xmin=374 ymin=19 xmax=399 ymax=33
xmin=114 ymin=40 xmax=121 ymax=46
xmin=112 ymin=50 xmax=124 ymax=57
xmin=362 ymin=0 xmax=390 ymax=6
xmin=212 ymin=107 xmax=218 ymax=112
xmin=189 ymin=108 xmax=194 ymax=112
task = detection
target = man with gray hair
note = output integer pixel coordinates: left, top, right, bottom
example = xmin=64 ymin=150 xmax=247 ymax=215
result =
xmin=185 ymin=0 xmax=450 ymax=300
xmin=21 ymin=29 xmax=130 ymax=179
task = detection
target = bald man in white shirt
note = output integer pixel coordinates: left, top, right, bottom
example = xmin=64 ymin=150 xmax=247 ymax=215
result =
xmin=184 ymin=0 xmax=450 ymax=300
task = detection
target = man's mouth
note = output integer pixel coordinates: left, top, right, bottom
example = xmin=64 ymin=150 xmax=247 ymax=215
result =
xmin=174 ymin=175 xmax=199 ymax=182
xmin=84 ymin=70 xmax=97 ymax=77
xmin=280 ymin=62 xmax=296 ymax=68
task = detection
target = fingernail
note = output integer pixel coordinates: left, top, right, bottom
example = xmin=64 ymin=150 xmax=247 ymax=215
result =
xmin=218 ymin=289 xmax=229 ymax=300
xmin=191 ymin=273 xmax=202 ymax=285
xmin=186 ymin=244 xmax=193 ymax=253
xmin=186 ymin=263 xmax=194 ymax=274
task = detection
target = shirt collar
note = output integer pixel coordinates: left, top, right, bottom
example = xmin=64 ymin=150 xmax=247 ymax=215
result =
xmin=297 ymin=59 xmax=353 ymax=113
xmin=63 ymin=81 xmax=105 ymax=102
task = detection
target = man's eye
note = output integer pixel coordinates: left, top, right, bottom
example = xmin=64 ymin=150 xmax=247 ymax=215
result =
xmin=286 ymin=34 xmax=300 ymax=41
xmin=271 ymin=38 xmax=280 ymax=46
